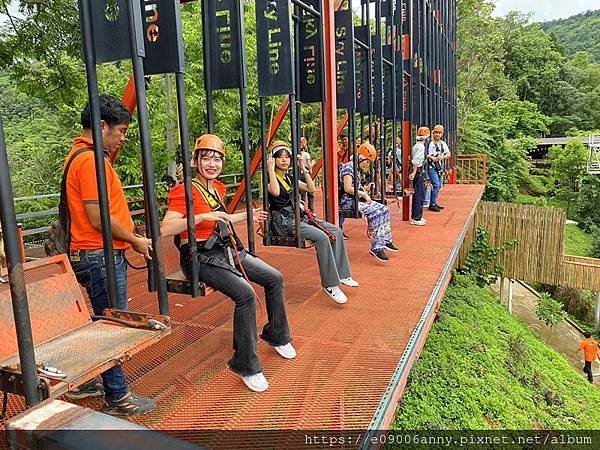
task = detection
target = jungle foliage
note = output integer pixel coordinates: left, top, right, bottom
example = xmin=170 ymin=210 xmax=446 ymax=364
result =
xmin=392 ymin=275 xmax=600 ymax=429
xmin=0 ymin=1 xmax=599 ymax=207
xmin=541 ymin=9 xmax=600 ymax=63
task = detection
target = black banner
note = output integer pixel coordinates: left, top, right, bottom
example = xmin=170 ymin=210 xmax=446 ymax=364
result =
xmin=334 ymin=10 xmax=355 ymax=110
xmin=255 ymin=0 xmax=294 ymax=97
xmin=354 ymin=25 xmax=369 ymax=114
xmin=381 ymin=0 xmax=393 ymax=18
xmin=383 ymin=45 xmax=393 ymax=119
xmin=396 ymin=50 xmax=404 ymax=120
xmin=355 ymin=24 xmax=368 ymax=45
xmin=372 ymin=35 xmax=383 ymax=115
xmin=207 ymin=0 xmax=243 ymax=89
xmin=90 ymin=0 xmax=144 ymax=64
xmin=298 ymin=0 xmax=322 ymax=103
xmin=141 ymin=0 xmax=185 ymax=75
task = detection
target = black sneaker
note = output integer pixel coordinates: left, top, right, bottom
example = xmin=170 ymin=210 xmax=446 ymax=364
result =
xmin=428 ymin=205 xmax=442 ymax=212
xmin=369 ymin=249 xmax=389 ymax=261
xmin=103 ymin=392 xmax=156 ymax=416
xmin=342 ymin=232 xmax=350 ymax=240
xmin=66 ymin=379 xmax=105 ymax=399
xmin=435 ymin=204 xmax=445 ymax=210
xmin=384 ymin=242 xmax=399 ymax=252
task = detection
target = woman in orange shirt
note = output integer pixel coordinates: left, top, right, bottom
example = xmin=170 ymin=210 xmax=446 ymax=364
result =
xmin=161 ymin=134 xmax=295 ymax=393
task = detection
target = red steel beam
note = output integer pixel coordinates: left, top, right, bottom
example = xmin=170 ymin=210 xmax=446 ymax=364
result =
xmin=402 ymin=120 xmax=411 ymax=221
xmin=227 ymin=97 xmax=290 ymax=213
xmin=227 ymin=0 xmax=346 ymax=214
xmin=322 ymin=0 xmax=339 ymax=223
xmin=310 ymin=112 xmax=349 ymax=179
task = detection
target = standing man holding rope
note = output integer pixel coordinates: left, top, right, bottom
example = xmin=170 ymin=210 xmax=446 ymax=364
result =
xmin=65 ymin=94 xmax=156 ymax=415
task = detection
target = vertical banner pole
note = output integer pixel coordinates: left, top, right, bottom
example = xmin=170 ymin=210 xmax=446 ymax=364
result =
xmin=175 ymin=72 xmax=200 ymax=298
xmin=236 ymin=2 xmax=255 ymax=254
xmin=125 ymin=0 xmax=169 ymax=315
xmin=259 ymin=97 xmax=271 ymax=247
xmin=0 ymin=116 xmax=40 ymax=406
xmin=79 ymin=0 xmax=119 ymax=309
xmin=323 ymin=0 xmax=339 ymax=224
xmin=201 ymin=0 xmax=215 ymax=132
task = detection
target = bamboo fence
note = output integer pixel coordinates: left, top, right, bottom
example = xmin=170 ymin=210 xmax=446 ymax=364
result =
xmin=458 ymin=202 xmax=566 ymax=286
xmin=561 ymin=255 xmax=600 ymax=291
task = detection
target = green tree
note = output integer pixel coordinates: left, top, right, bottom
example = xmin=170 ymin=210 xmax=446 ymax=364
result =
xmin=503 ymin=14 xmax=566 ymax=110
xmin=541 ymin=10 xmax=600 ymax=63
xmin=459 ymin=226 xmax=518 ymax=287
xmin=576 ymin=174 xmax=600 ymax=232
xmin=536 ymin=293 xmax=567 ymax=343
xmin=548 ymin=139 xmax=588 ymax=214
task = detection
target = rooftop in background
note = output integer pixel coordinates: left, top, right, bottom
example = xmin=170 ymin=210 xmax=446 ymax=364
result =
xmin=537 ymin=136 xmax=590 ymax=146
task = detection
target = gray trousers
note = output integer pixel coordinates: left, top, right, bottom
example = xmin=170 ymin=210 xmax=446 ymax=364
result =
xmin=299 ymin=218 xmax=352 ymax=288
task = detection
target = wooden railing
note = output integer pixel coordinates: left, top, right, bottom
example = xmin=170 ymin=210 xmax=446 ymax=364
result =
xmin=456 ymin=154 xmax=487 ymax=185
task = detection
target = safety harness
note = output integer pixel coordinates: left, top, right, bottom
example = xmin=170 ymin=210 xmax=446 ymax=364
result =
xmin=187 ymin=177 xmax=266 ymax=317
xmin=273 ymin=172 xmax=336 ymax=242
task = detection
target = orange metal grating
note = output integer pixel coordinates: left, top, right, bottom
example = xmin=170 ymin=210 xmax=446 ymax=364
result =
xmin=1 ymin=185 xmax=484 ymax=447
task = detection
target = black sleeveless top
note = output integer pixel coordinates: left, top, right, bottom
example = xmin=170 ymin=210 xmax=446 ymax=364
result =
xmin=268 ymin=173 xmax=293 ymax=212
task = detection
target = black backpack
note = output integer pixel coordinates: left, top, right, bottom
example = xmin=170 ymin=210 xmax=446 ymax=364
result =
xmin=44 ymin=148 xmax=93 ymax=256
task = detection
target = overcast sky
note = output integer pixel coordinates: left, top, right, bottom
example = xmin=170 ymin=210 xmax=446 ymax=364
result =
xmin=492 ymin=0 xmax=598 ymax=22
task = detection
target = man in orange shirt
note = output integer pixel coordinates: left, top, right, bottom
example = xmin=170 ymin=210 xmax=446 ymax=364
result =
xmin=65 ymin=95 xmax=155 ymax=415
xmin=337 ymin=133 xmax=350 ymax=164
xmin=576 ymin=332 xmax=598 ymax=383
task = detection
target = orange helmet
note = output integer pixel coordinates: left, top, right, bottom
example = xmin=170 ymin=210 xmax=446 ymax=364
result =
xmin=192 ymin=134 xmax=225 ymax=167
xmin=433 ymin=124 xmax=444 ymax=133
xmin=268 ymin=140 xmax=291 ymax=157
xmin=357 ymin=142 xmax=376 ymax=161
xmin=417 ymin=126 xmax=431 ymax=137
xmin=194 ymin=134 xmax=225 ymax=156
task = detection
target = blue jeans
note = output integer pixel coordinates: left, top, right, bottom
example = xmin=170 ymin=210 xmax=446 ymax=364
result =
xmin=71 ymin=249 xmax=129 ymax=401
xmin=423 ymin=167 xmax=441 ymax=206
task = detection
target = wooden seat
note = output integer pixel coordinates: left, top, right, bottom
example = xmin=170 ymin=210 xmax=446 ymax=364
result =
xmin=0 ymin=255 xmax=170 ymax=400
xmin=165 ymin=270 xmax=213 ymax=297
xmin=269 ymin=235 xmax=309 ymax=248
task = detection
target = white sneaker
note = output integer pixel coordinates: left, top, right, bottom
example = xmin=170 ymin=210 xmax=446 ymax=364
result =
xmin=422 ymin=203 xmax=430 ymax=208
xmin=324 ymin=286 xmax=348 ymax=304
xmin=410 ymin=219 xmax=426 ymax=226
xmin=240 ymin=372 xmax=269 ymax=392
xmin=274 ymin=343 xmax=297 ymax=359
xmin=340 ymin=277 xmax=359 ymax=287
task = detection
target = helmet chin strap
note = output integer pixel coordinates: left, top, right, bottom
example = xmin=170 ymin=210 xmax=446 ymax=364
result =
xmin=196 ymin=169 xmax=214 ymax=189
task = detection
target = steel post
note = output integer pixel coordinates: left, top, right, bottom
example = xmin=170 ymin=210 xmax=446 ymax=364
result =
xmin=125 ymin=0 xmax=169 ymax=315
xmin=0 ymin=115 xmax=40 ymax=407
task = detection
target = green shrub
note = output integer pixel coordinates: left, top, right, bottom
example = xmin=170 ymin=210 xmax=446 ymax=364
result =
xmin=458 ymin=227 xmax=518 ymax=287
xmin=392 ymin=275 xmax=600 ymax=430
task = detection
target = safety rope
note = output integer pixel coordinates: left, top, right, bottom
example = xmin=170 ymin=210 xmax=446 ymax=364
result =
xmin=193 ymin=177 xmax=266 ymax=320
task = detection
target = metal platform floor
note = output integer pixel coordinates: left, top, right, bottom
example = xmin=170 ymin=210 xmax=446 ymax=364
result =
xmin=1 ymin=184 xmax=484 ymax=447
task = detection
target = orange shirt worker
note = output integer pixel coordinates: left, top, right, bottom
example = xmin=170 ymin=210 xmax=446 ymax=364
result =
xmin=576 ymin=332 xmax=598 ymax=383
xmin=66 ymin=94 xmax=155 ymax=415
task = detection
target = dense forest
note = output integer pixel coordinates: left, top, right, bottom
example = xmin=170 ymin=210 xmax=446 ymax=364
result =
xmin=0 ymin=0 xmax=599 ymax=213
xmin=541 ymin=9 xmax=600 ymax=62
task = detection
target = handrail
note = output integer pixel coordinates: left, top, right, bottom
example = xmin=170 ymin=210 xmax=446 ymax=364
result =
xmin=14 ymin=173 xmax=252 ymax=241
xmin=455 ymin=153 xmax=487 ymax=185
